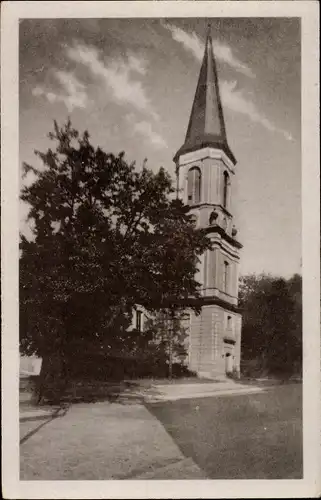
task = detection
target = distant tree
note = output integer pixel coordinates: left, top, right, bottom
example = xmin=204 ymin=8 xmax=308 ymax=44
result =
xmin=285 ymin=273 xmax=302 ymax=375
xmin=239 ymin=273 xmax=302 ymax=378
xmin=20 ymin=120 xmax=211 ymax=401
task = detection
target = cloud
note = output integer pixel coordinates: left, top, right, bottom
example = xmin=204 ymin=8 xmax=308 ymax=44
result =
xmin=126 ymin=114 xmax=167 ymax=149
xmin=163 ymin=23 xmax=204 ymax=61
xmin=221 ymin=80 xmax=293 ymax=141
xmin=32 ymin=70 xmax=88 ymax=112
xmin=127 ymin=53 xmax=148 ymax=75
xmin=215 ymin=44 xmax=255 ymax=80
xmin=66 ymin=43 xmax=158 ymax=120
xmin=162 ymin=23 xmax=292 ymax=141
xmin=162 ymin=22 xmax=255 ymax=78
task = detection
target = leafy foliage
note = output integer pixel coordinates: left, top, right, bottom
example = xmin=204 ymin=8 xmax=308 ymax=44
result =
xmin=142 ymin=310 xmax=190 ymax=375
xmin=20 ymin=120 xmax=212 ymax=398
xmin=239 ymin=273 xmax=302 ymax=378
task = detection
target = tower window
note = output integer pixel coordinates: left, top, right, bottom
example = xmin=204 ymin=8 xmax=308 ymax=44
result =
xmin=187 ymin=167 xmax=201 ymax=204
xmin=223 ymin=171 xmax=230 ymax=209
xmin=223 ymin=260 xmax=229 ymax=293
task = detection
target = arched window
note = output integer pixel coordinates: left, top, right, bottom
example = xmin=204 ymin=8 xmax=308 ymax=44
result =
xmin=223 ymin=171 xmax=230 ymax=209
xmin=187 ymin=167 xmax=201 ymax=204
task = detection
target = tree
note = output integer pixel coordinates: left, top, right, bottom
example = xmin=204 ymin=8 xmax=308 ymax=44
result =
xmin=142 ymin=310 xmax=190 ymax=379
xmin=20 ymin=120 xmax=212 ymax=400
xmin=239 ymin=273 xmax=302 ymax=378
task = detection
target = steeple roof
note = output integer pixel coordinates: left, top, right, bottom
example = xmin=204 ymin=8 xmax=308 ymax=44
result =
xmin=174 ymin=29 xmax=235 ymax=164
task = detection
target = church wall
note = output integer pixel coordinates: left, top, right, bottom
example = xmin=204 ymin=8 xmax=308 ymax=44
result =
xmin=186 ymin=305 xmax=241 ymax=378
xmin=234 ymin=314 xmax=242 ymax=374
xmin=178 ymin=151 xmax=234 ymax=209
xmin=202 ymin=156 xmax=235 ymax=209
xmin=206 ymin=248 xmax=215 ymax=289
xmin=203 ymin=245 xmax=239 ymax=302
xmin=202 ymin=160 xmax=209 ymax=204
xmin=174 ymin=65 xmax=242 ymax=377
xmin=202 ymin=156 xmax=234 ymax=207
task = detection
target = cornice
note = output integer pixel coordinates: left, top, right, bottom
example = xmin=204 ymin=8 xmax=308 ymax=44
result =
xmin=176 ymin=147 xmax=236 ymax=173
xmin=204 ymin=225 xmax=243 ymax=249
xmin=187 ymin=203 xmax=233 ymax=219
xmin=189 ymin=295 xmax=241 ymax=314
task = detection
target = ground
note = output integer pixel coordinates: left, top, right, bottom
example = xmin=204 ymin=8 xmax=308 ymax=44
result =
xmin=20 ymin=383 xmax=302 ymax=480
xmin=147 ymin=384 xmax=302 ymax=479
xmin=20 ymin=402 xmax=205 ymax=480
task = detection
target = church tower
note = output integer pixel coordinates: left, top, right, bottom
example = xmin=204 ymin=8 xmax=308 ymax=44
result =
xmin=174 ymin=28 xmax=243 ymax=379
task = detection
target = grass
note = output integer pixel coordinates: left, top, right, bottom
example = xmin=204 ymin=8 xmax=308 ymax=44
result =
xmin=147 ymin=383 xmax=302 ymax=479
xmin=20 ymin=382 xmax=302 ymax=480
xmin=20 ymin=402 xmax=185 ymax=480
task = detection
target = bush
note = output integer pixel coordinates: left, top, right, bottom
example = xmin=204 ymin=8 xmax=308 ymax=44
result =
xmin=226 ymin=367 xmax=240 ymax=380
xmin=66 ymin=352 xmax=193 ymax=381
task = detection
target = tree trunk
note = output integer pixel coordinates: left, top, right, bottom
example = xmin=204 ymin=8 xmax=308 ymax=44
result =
xmin=35 ymin=349 xmax=69 ymax=405
xmin=35 ymin=354 xmax=53 ymax=404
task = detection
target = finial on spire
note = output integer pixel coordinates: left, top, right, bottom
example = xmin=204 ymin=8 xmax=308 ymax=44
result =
xmin=206 ymin=21 xmax=212 ymax=38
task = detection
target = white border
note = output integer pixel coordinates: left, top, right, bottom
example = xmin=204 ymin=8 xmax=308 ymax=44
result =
xmin=1 ymin=2 xmax=320 ymax=498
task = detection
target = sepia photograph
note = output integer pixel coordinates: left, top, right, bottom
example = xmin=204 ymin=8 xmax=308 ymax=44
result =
xmin=1 ymin=1 xmax=320 ymax=499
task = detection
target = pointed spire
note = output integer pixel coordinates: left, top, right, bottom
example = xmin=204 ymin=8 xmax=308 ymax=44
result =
xmin=174 ymin=27 xmax=235 ymax=164
xmin=206 ymin=21 xmax=212 ymax=41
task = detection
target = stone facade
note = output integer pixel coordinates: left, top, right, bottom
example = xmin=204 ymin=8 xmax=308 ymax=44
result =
xmin=183 ymin=306 xmax=242 ymax=379
xmin=176 ymin=148 xmax=242 ymax=379
xmin=174 ymin=30 xmax=243 ymax=379
xmin=20 ymin=355 xmax=42 ymax=377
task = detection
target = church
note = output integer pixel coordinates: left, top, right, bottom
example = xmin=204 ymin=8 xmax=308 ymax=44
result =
xmin=173 ymin=29 xmax=243 ymax=379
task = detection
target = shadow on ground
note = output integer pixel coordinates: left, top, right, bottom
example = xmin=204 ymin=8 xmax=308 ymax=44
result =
xmin=233 ymin=377 xmax=302 ymax=387
xmin=58 ymin=380 xmax=159 ymax=405
xmin=20 ymin=405 xmax=70 ymax=444
xmin=21 ymin=375 xmax=224 ymax=407
xmin=20 ymin=378 xmax=165 ymax=408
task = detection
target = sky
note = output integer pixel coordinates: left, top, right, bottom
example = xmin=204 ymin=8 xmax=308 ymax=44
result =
xmin=19 ymin=18 xmax=301 ymax=278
